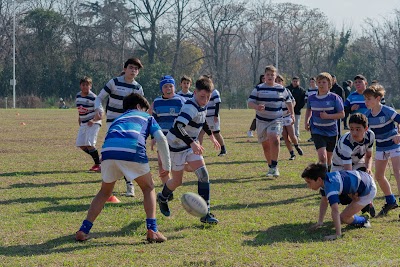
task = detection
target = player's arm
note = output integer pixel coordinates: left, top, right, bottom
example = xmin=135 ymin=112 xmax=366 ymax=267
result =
xmin=285 ymin=101 xmax=295 ymax=121
xmin=153 ymin=130 xmax=171 ymax=173
xmin=203 ymin=121 xmax=221 ymax=150
xmin=324 ymin=203 xmax=342 ymax=241
xmin=310 ymin=196 xmax=328 ymax=230
xmin=364 ymin=150 xmax=373 ymax=174
xmin=94 ymin=86 xmax=110 ymax=119
xmin=304 ymin=108 xmax=312 ymax=131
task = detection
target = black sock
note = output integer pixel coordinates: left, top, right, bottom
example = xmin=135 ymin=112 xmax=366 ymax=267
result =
xmin=221 ymin=145 xmax=226 ymax=152
xmin=290 ymin=150 xmax=295 ymax=156
xmin=88 ymin=149 xmax=100 ymax=164
xmin=161 ymin=184 xmax=173 ymax=200
xmin=271 ymin=160 xmax=278 ymax=168
xmin=294 ymin=144 xmax=299 ymax=148
xmin=82 ymin=148 xmax=90 ymax=155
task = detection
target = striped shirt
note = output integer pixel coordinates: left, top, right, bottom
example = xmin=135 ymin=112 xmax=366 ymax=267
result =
xmin=206 ymin=89 xmax=221 ymax=117
xmin=166 ymin=98 xmax=207 ymax=152
xmin=176 ymin=90 xmax=193 ymax=101
xmin=345 ymin=91 xmax=385 ymax=115
xmin=248 ymin=83 xmax=291 ymax=122
xmin=305 ymin=87 xmax=318 ymax=101
xmin=332 ymin=130 xmax=375 ymax=167
xmin=152 ymin=94 xmax=186 ymax=135
xmin=76 ymin=91 xmax=101 ymax=126
xmin=365 ymin=105 xmax=400 ymax=152
xmin=307 ymin=92 xmax=344 ymax=136
xmin=282 ymin=88 xmax=295 ymax=117
xmin=321 ymin=170 xmax=375 ymax=206
xmin=95 ymin=76 xmax=144 ymax=123
xmin=101 ymin=109 xmax=160 ymax=163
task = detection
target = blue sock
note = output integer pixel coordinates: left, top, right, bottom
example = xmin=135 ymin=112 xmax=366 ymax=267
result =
xmin=385 ymin=194 xmax=396 ymax=205
xmin=146 ymin=218 xmax=158 ymax=232
xmin=79 ymin=219 xmax=93 ymax=234
xmin=351 ymin=215 xmax=367 ymax=225
xmin=271 ymin=160 xmax=278 ymax=168
xmin=198 ymin=181 xmax=210 ymax=211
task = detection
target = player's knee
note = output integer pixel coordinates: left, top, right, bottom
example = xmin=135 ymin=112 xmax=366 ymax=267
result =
xmin=195 ymin=166 xmax=209 ymax=183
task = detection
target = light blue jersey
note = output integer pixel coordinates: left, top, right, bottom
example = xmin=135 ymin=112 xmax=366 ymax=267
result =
xmin=365 ymin=105 xmax=400 ymax=152
xmin=307 ymin=92 xmax=344 ymax=136
xmin=321 ymin=170 xmax=375 ymax=206
xmin=101 ymin=110 xmax=161 ymax=163
xmin=152 ymin=95 xmax=186 ymax=135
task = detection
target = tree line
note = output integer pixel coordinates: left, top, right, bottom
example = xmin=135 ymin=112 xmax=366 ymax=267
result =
xmin=0 ymin=0 xmax=399 ymax=108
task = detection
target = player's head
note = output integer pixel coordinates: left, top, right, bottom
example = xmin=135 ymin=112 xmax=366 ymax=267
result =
xmin=309 ymin=77 xmax=316 ymax=88
xmin=194 ymin=75 xmax=214 ymax=107
xmin=301 ymin=163 xmax=327 ymax=190
xmin=348 ymin=113 xmax=368 ymax=142
xmin=347 ymin=80 xmax=353 ymax=87
xmin=79 ymin=76 xmax=92 ymax=94
xmin=180 ymin=75 xmax=192 ymax=91
xmin=123 ymin=58 xmax=143 ymax=79
xmin=354 ymin=74 xmax=367 ymax=92
xmin=275 ymin=74 xmax=284 ymax=86
xmin=291 ymin=76 xmax=300 ymax=87
xmin=316 ymin=72 xmax=333 ymax=93
xmin=331 ymin=74 xmax=337 ymax=83
xmin=160 ymin=75 xmax=176 ymax=98
xmin=123 ymin=93 xmax=150 ymax=112
xmin=259 ymin=74 xmax=265 ymax=84
xmin=124 ymin=57 xmax=143 ymax=69
xmin=264 ymin=65 xmax=277 ymax=86
xmin=363 ymin=83 xmax=385 ymax=109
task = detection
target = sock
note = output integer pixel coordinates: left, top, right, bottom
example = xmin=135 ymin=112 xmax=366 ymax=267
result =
xmin=161 ymin=184 xmax=173 ymax=200
xmin=123 ymin=177 xmax=132 ymax=185
xmin=268 ymin=164 xmax=272 ymax=168
xmin=271 ymin=160 xmax=278 ymax=168
xmin=88 ymin=149 xmax=101 ymax=165
xmin=328 ymin=165 xmax=331 ymax=172
xmin=385 ymin=194 xmax=396 ymax=205
xmin=221 ymin=145 xmax=226 ymax=153
xmin=82 ymin=148 xmax=90 ymax=155
xmin=79 ymin=219 xmax=93 ymax=234
xmin=146 ymin=218 xmax=158 ymax=232
xmin=351 ymin=215 xmax=367 ymax=225
xmin=198 ymin=181 xmax=210 ymax=211
xmin=294 ymin=144 xmax=299 ymax=148
xmin=290 ymin=151 xmax=295 ymax=156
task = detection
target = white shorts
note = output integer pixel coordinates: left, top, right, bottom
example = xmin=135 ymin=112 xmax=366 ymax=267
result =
xmin=282 ymin=115 xmax=293 ymax=127
xmin=76 ymin=124 xmax=101 ymax=147
xmin=331 ymin=162 xmax=365 ymax=172
xmin=101 ymin=160 xmax=150 ymax=183
xmin=356 ymin=183 xmax=377 ymax=207
xmin=256 ymin=118 xmax=283 ymax=143
xmin=205 ymin=115 xmax=220 ymax=132
xmin=170 ymin=149 xmax=203 ymax=171
xmin=375 ymin=147 xmax=400 ymax=160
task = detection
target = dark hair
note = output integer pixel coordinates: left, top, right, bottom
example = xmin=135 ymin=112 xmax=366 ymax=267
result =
xmin=348 ymin=113 xmax=368 ymax=128
xmin=301 ymin=163 xmax=327 ymax=181
xmin=354 ymin=74 xmax=366 ymax=82
xmin=259 ymin=74 xmax=265 ymax=84
xmin=123 ymin=93 xmax=150 ymax=111
xmin=363 ymin=84 xmax=385 ymax=98
xmin=309 ymin=77 xmax=315 ymax=81
xmin=124 ymin=58 xmax=143 ymax=69
xmin=292 ymin=76 xmax=300 ymax=80
xmin=80 ymin=76 xmax=92 ymax=85
xmin=181 ymin=75 xmax=192 ymax=83
xmin=195 ymin=76 xmax=214 ymax=93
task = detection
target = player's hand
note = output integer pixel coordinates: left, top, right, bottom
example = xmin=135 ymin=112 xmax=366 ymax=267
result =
xmin=392 ymin=135 xmax=400 ymax=144
xmin=320 ymin=111 xmax=329 ymax=119
xmin=351 ymin=104 xmax=359 ymax=111
xmin=87 ymin=120 xmax=94 ymax=127
xmin=151 ymin=139 xmax=156 ymax=151
xmin=309 ymin=222 xmax=323 ymax=231
xmin=324 ymin=234 xmax=342 ymax=241
xmin=191 ymin=141 xmax=204 ymax=155
xmin=210 ymin=135 xmax=221 ymax=150
xmin=94 ymin=110 xmax=102 ymax=121
xmin=366 ymin=168 xmax=372 ymax=175
xmin=305 ymin=122 xmax=310 ymax=131
xmin=256 ymin=104 xmax=265 ymax=111
xmin=349 ymin=193 xmax=359 ymax=202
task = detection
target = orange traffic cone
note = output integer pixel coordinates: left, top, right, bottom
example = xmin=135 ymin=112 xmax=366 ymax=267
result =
xmin=106 ymin=195 xmax=121 ymax=203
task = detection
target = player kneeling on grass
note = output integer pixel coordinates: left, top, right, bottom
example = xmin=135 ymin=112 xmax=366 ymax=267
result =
xmin=76 ymin=93 xmax=171 ymax=243
xmin=302 ymin=163 xmax=377 ymax=241
xmin=157 ymin=76 xmax=221 ymax=224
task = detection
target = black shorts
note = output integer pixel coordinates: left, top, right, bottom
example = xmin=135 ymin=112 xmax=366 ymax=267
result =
xmin=312 ymin=134 xmax=337 ymax=152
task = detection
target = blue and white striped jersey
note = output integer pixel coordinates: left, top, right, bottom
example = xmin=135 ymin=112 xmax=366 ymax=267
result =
xmin=282 ymin=88 xmax=295 ymax=117
xmin=248 ymin=83 xmax=291 ymax=122
xmin=95 ymin=76 xmax=144 ymax=123
xmin=76 ymin=91 xmax=101 ymax=126
xmin=176 ymin=90 xmax=193 ymax=102
xmin=307 ymin=92 xmax=344 ymax=136
xmin=101 ymin=109 xmax=160 ymax=163
xmin=365 ymin=105 xmax=400 ymax=152
xmin=152 ymin=94 xmax=186 ymax=135
xmin=166 ymin=98 xmax=207 ymax=152
xmin=321 ymin=170 xmax=375 ymax=206
xmin=345 ymin=91 xmax=385 ymax=115
xmin=305 ymin=87 xmax=318 ymax=101
xmin=332 ymin=130 xmax=375 ymax=167
xmin=206 ymin=89 xmax=221 ymax=117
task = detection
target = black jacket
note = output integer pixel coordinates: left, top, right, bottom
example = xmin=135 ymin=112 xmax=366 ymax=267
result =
xmin=330 ymin=83 xmax=345 ymax=102
xmin=286 ymin=84 xmax=306 ymax=115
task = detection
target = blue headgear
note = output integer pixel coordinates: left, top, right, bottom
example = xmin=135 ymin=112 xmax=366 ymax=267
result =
xmin=160 ymin=75 xmax=175 ymax=92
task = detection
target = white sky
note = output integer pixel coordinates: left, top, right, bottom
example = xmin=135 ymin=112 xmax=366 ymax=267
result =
xmin=271 ymin=0 xmax=400 ymax=33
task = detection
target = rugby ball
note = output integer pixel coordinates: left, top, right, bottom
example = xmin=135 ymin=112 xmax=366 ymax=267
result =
xmin=181 ymin=192 xmax=208 ymax=217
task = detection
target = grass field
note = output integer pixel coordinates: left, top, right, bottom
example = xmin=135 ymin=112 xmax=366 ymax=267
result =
xmin=1 ymin=108 xmax=400 ymax=267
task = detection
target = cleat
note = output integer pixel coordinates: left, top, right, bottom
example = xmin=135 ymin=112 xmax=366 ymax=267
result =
xmin=376 ymin=203 xmax=398 ymax=217
xmin=126 ymin=183 xmax=135 ymax=197
xmin=75 ymin=231 xmax=89 ymax=241
xmin=267 ymin=167 xmax=280 ymax=177
xmin=266 ymin=168 xmax=274 ymax=177
xmin=361 ymin=203 xmax=376 ymax=218
xmin=157 ymin=193 xmax=171 ymax=217
xmin=146 ymin=229 xmax=167 ymax=243
xmin=106 ymin=195 xmax=121 ymax=203
xmin=200 ymin=213 xmax=219 ymax=224
xmin=289 ymin=154 xmax=296 ymax=160
xmin=352 ymin=213 xmax=371 ymax=228
xmin=218 ymin=151 xmax=227 ymax=157
xmin=89 ymin=164 xmax=101 ymax=172
xmin=307 ymin=137 xmax=313 ymax=142
xmin=295 ymin=146 xmax=304 ymax=156
xmin=167 ymin=192 xmax=174 ymax=201
xmin=247 ymin=131 xmax=254 ymax=137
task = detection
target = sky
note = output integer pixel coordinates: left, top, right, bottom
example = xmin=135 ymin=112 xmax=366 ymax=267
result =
xmin=271 ymin=0 xmax=399 ymax=33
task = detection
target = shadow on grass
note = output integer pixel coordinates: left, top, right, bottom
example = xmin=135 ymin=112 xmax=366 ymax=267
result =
xmin=182 ymin=175 xmax=268 ymax=186
xmin=206 ymin=160 xmax=267 ymax=166
xmin=0 ymin=195 xmax=94 ymax=205
xmin=0 ymin=220 xmax=148 ymax=257
xmin=3 ymin=179 xmax=101 ymax=190
xmin=243 ymin=222 xmax=325 ymax=245
xmin=0 ymin=170 xmax=91 ymax=177
xmin=266 ymin=183 xmax=306 ymax=190
xmin=27 ymin=201 xmax=140 ymax=214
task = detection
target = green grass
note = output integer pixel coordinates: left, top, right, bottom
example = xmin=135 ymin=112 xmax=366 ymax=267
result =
xmin=1 ymin=109 xmax=400 ymax=267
